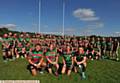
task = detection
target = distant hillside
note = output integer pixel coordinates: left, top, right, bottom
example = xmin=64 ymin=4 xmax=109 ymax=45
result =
xmin=0 ymin=28 xmax=34 ymax=36
xmin=0 ymin=27 xmax=120 ymax=42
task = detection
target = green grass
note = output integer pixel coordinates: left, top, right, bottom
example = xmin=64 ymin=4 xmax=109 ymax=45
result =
xmin=0 ymin=48 xmax=120 ymax=83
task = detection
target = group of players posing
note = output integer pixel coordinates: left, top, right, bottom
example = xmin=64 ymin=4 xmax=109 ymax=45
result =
xmin=1 ymin=32 xmax=119 ymax=79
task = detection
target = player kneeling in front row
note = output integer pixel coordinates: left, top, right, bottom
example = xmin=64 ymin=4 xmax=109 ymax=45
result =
xmin=74 ymin=47 xmax=87 ymax=79
xmin=61 ymin=46 xmax=74 ymax=76
xmin=28 ymin=44 xmax=46 ymax=76
xmin=45 ymin=44 xmax=59 ymax=77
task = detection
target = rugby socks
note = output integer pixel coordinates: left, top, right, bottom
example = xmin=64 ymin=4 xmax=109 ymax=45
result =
xmin=3 ymin=56 xmax=6 ymax=60
xmin=39 ymin=67 xmax=46 ymax=74
xmin=3 ymin=56 xmax=8 ymax=63
xmin=12 ymin=56 xmax=16 ymax=60
xmin=39 ymin=68 xmax=44 ymax=74
xmin=116 ymin=57 xmax=119 ymax=61
xmin=81 ymin=72 xmax=86 ymax=79
xmin=79 ymin=65 xmax=86 ymax=79
xmin=79 ymin=65 xmax=82 ymax=72
xmin=55 ymin=71 xmax=59 ymax=77
xmin=55 ymin=68 xmax=59 ymax=77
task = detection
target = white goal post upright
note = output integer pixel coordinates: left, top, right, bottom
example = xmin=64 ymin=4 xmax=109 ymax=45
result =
xmin=62 ymin=0 xmax=65 ymax=37
xmin=38 ymin=0 xmax=41 ymax=33
xmin=38 ymin=0 xmax=65 ymax=35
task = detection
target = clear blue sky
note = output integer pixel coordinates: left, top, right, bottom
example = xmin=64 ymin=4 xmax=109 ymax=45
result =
xmin=0 ymin=0 xmax=120 ymax=36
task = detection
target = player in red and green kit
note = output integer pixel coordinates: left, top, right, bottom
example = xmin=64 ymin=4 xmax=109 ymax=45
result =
xmin=61 ymin=46 xmax=74 ymax=76
xmin=17 ymin=34 xmax=26 ymax=47
xmin=18 ymin=34 xmax=24 ymax=42
xmin=8 ymin=32 xmax=16 ymax=60
xmin=12 ymin=33 xmax=18 ymax=59
xmin=15 ymin=42 xmax=27 ymax=58
xmin=2 ymin=34 xmax=11 ymax=62
xmin=25 ymin=43 xmax=33 ymax=55
xmin=28 ymin=44 xmax=46 ymax=76
xmin=25 ymin=34 xmax=31 ymax=44
xmin=45 ymin=44 xmax=59 ymax=76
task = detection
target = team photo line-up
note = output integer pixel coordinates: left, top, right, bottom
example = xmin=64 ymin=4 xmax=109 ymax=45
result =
xmin=0 ymin=32 xmax=119 ymax=79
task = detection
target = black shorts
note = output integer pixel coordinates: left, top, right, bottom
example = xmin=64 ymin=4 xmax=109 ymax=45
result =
xmin=106 ymin=47 xmax=112 ymax=51
xmin=29 ymin=64 xmax=38 ymax=70
xmin=66 ymin=63 xmax=73 ymax=70
xmin=26 ymin=51 xmax=30 ymax=55
xmin=9 ymin=45 xmax=14 ymax=49
xmin=88 ymin=52 xmax=94 ymax=58
xmin=47 ymin=63 xmax=54 ymax=68
xmin=101 ymin=47 xmax=106 ymax=50
xmin=74 ymin=62 xmax=77 ymax=66
xmin=18 ymin=52 xmax=26 ymax=56
xmin=2 ymin=48 xmax=10 ymax=52
xmin=112 ymin=48 xmax=117 ymax=52
xmin=94 ymin=52 xmax=99 ymax=57
xmin=47 ymin=62 xmax=58 ymax=68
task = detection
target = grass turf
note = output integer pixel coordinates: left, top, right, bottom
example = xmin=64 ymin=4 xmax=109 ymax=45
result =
xmin=0 ymin=47 xmax=120 ymax=83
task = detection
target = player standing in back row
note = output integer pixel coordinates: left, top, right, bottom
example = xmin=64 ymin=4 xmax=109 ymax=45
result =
xmin=112 ymin=38 xmax=119 ymax=61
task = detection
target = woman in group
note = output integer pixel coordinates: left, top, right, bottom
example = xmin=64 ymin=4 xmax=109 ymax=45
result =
xmin=96 ymin=37 xmax=101 ymax=55
xmin=45 ymin=44 xmax=59 ymax=77
xmin=61 ymin=46 xmax=74 ymax=76
xmin=106 ymin=37 xmax=113 ymax=59
xmin=87 ymin=44 xmax=95 ymax=60
xmin=101 ymin=37 xmax=107 ymax=59
xmin=112 ymin=38 xmax=119 ymax=61
xmin=28 ymin=44 xmax=46 ymax=76
xmin=74 ymin=47 xmax=87 ymax=79
xmin=8 ymin=32 xmax=15 ymax=60
xmin=15 ymin=42 xmax=24 ymax=58
xmin=2 ymin=34 xmax=11 ymax=62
